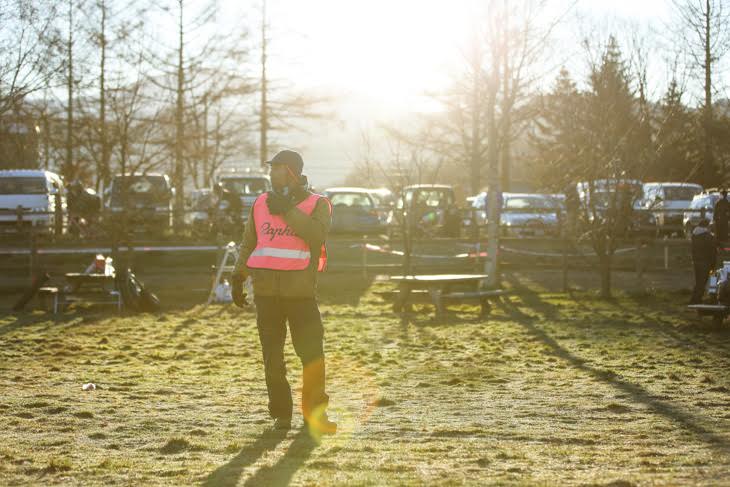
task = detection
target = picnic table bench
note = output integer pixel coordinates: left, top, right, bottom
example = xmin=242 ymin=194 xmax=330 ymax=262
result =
xmin=38 ymin=273 xmax=122 ymax=314
xmin=388 ymin=274 xmax=507 ymax=318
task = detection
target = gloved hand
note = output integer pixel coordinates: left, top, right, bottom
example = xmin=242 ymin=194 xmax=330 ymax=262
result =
xmin=267 ymin=191 xmax=294 ymax=215
xmin=231 ymin=272 xmax=247 ymax=308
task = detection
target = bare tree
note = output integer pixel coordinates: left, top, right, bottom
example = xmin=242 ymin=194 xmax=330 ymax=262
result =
xmin=255 ymin=0 xmax=331 ymax=167
xmin=81 ymin=0 xmax=147 ymax=189
xmin=673 ymin=0 xmax=730 ymax=185
xmin=142 ymin=0 xmax=224 ymax=230
xmin=0 ymin=0 xmax=61 ymax=116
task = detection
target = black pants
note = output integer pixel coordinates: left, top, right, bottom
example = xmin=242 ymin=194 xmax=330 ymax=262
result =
xmin=254 ymin=296 xmax=329 ymax=421
xmin=692 ymin=261 xmax=713 ymax=304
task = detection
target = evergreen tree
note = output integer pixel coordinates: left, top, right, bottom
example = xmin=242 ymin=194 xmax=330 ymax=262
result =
xmin=652 ymin=79 xmax=701 ymax=182
xmin=530 ymin=67 xmax=586 ymax=191
xmin=584 ymin=36 xmax=640 ymax=179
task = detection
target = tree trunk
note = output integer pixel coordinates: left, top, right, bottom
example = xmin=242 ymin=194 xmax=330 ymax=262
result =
xmin=260 ymin=0 xmax=268 ymax=168
xmin=173 ymin=0 xmax=185 ymax=231
xmin=469 ymin=42 xmax=481 ymax=195
xmin=702 ymin=0 xmax=716 ymax=186
xmin=500 ymin=29 xmax=511 ymax=193
xmin=485 ymin=60 xmax=501 ymax=288
xmin=599 ymin=251 xmax=612 ymax=299
xmin=99 ymin=0 xmax=109 ymax=191
xmin=64 ymin=0 xmax=74 ymax=181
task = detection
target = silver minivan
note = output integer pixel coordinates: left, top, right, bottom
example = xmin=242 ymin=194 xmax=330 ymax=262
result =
xmin=0 ymin=169 xmax=66 ymax=236
xmin=643 ymin=182 xmax=703 ymax=235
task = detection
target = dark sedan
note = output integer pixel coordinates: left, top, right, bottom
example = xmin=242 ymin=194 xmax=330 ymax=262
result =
xmin=323 ymin=187 xmax=384 ymax=235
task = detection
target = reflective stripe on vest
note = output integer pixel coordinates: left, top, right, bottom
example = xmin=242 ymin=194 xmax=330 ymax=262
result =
xmin=249 ymin=247 xmax=311 ymax=260
xmin=246 ymin=192 xmax=331 ymax=272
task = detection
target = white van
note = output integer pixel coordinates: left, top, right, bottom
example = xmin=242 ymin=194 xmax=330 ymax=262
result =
xmin=642 ymin=182 xmax=703 ymax=234
xmin=0 ymin=169 xmax=66 ymax=235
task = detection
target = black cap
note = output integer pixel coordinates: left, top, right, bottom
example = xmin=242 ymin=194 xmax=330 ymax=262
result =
xmin=266 ymin=149 xmax=303 ymax=175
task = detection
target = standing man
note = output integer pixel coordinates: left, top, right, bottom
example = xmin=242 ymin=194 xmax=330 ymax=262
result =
xmin=690 ymin=218 xmax=717 ymax=304
xmin=231 ymin=150 xmax=336 ymax=435
xmin=713 ymin=189 xmax=729 ymax=244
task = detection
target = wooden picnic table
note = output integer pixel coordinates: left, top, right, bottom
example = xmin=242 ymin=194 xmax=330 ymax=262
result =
xmin=38 ymin=273 xmax=121 ymax=313
xmin=390 ymin=274 xmax=507 ymax=318
xmin=64 ymin=273 xmax=115 ymax=291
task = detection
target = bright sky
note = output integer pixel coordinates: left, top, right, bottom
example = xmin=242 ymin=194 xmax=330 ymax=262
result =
xmin=222 ymin=0 xmax=673 ymax=108
xmin=214 ymin=0 xmax=677 ymax=185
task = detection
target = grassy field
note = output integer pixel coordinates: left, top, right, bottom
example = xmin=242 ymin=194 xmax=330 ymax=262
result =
xmin=2 ymin=272 xmax=730 ymax=485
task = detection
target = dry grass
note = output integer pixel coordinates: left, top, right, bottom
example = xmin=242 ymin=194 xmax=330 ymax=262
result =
xmin=1 ymin=272 xmax=730 ymax=485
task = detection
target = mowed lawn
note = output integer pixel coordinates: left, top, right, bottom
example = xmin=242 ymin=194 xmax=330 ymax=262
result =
xmin=2 ymin=273 xmax=730 ymax=486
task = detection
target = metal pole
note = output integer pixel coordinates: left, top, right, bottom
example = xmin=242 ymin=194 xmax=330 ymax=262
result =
xmin=362 ymin=235 xmax=368 ymax=279
xmin=559 ymin=210 xmax=568 ymax=293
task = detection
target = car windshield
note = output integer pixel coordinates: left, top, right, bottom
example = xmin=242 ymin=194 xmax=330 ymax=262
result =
xmin=369 ymin=191 xmax=393 ymax=207
xmin=504 ymin=196 xmax=555 ymax=210
xmin=692 ymin=195 xmax=719 ymax=209
xmin=414 ymin=190 xmax=452 ymax=208
xmin=110 ymin=176 xmax=169 ymax=205
xmin=589 ymin=190 xmax=640 ymax=209
xmin=329 ymin=192 xmax=373 ymax=208
xmin=664 ymin=187 xmax=701 ymax=201
xmin=0 ymin=177 xmax=47 ymax=195
xmin=221 ymin=178 xmax=269 ymax=195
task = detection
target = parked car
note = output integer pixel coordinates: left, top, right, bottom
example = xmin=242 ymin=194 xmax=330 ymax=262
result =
xmin=501 ymin=193 xmax=563 ymax=236
xmin=684 ymin=191 xmax=721 ymax=237
xmin=323 ymin=187 xmax=384 ymax=235
xmin=107 ymin=173 xmax=174 ymax=235
xmin=217 ymin=170 xmax=271 ymax=223
xmin=387 ymin=184 xmax=460 ymax=238
xmin=470 ymin=192 xmax=563 ymax=236
xmin=0 ymin=169 xmax=66 ymax=236
xmin=643 ymin=182 xmax=703 ymax=235
xmin=576 ymin=179 xmax=656 ymax=236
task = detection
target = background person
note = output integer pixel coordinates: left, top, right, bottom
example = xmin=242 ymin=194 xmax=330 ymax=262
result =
xmin=690 ymin=218 xmax=717 ymax=305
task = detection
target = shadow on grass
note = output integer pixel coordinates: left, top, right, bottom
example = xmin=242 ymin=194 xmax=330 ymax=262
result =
xmin=317 ymin=273 xmax=375 ymax=306
xmin=0 ymin=309 xmax=112 ymax=337
xmin=243 ymin=428 xmax=317 ymax=487
xmin=202 ymin=428 xmax=288 ymax=487
xmin=500 ymin=289 xmax=730 ymax=457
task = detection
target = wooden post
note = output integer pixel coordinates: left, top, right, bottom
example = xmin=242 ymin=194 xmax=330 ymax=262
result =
xmin=29 ymin=229 xmax=37 ymax=280
xmin=362 ymin=235 xmax=368 ymax=278
xmin=663 ymin=236 xmax=669 ymax=270
xmin=473 ymin=208 xmax=481 ymax=272
xmin=635 ymin=238 xmax=644 ymax=285
xmin=559 ymin=210 xmax=568 ymax=293
xmin=216 ymin=231 xmax=224 ymax=269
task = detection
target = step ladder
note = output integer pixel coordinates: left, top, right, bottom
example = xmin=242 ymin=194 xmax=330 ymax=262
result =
xmin=207 ymin=241 xmax=251 ymax=305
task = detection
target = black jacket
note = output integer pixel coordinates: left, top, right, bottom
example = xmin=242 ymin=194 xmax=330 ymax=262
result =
xmin=691 ymin=227 xmax=717 ymax=265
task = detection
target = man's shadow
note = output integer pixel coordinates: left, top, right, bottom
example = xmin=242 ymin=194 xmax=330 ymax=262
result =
xmin=202 ymin=428 xmax=287 ymax=487
xmin=243 ymin=428 xmax=317 ymax=487
xmin=203 ymin=427 xmax=317 ymax=487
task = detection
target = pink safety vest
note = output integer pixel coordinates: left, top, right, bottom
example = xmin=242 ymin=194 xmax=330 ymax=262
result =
xmin=246 ymin=192 xmax=331 ymax=271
